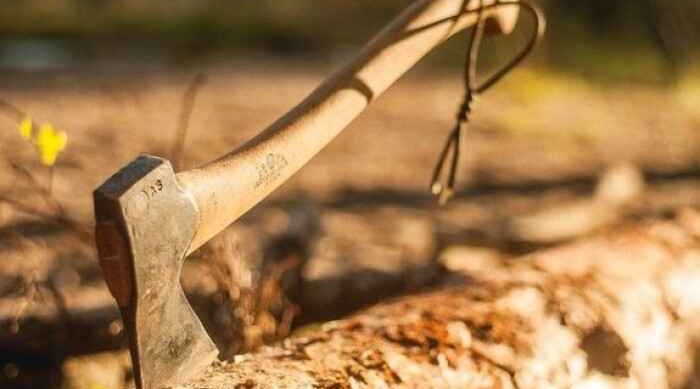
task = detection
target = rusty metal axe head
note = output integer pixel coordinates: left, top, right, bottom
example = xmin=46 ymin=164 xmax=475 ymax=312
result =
xmin=94 ymin=156 xmax=217 ymax=389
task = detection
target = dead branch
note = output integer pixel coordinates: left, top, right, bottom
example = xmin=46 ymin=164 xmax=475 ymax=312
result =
xmin=182 ymin=210 xmax=700 ymax=389
xmin=171 ymin=73 xmax=207 ymax=171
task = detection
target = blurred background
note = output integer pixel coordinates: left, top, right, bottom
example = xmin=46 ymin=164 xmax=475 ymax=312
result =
xmin=0 ymin=1 xmax=699 ymax=388
xmin=0 ymin=0 xmax=699 ymax=79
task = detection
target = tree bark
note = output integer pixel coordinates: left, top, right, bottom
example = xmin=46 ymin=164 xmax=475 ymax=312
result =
xmin=181 ymin=209 xmax=700 ymax=389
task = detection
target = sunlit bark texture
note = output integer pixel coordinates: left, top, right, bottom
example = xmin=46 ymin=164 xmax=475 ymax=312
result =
xmin=181 ymin=210 xmax=700 ymax=389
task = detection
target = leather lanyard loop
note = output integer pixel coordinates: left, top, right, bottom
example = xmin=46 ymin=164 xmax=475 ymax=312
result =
xmin=431 ymin=0 xmax=546 ymax=204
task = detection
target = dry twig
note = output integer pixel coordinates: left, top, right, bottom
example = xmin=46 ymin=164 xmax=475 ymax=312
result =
xmin=171 ymin=73 xmax=207 ymax=171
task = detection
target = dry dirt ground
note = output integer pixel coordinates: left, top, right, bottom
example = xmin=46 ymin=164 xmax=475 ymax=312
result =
xmin=0 ymin=59 xmax=699 ymax=388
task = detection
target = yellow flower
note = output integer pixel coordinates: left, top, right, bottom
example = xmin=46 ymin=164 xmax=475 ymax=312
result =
xmin=18 ymin=117 xmax=32 ymax=140
xmin=35 ymin=123 xmax=67 ymax=166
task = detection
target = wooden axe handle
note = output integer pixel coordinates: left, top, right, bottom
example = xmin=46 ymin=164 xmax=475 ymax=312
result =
xmin=178 ymin=0 xmax=519 ymax=253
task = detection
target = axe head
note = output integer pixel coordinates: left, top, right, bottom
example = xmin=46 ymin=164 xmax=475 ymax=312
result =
xmin=94 ymin=155 xmax=218 ymax=389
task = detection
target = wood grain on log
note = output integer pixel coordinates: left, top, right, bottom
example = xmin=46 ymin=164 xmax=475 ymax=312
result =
xmin=181 ymin=209 xmax=700 ymax=389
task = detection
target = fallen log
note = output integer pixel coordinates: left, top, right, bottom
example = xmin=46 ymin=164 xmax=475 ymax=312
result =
xmin=181 ymin=209 xmax=700 ymax=389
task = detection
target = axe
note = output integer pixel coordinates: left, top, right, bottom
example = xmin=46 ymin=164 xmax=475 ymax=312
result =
xmin=94 ymin=1 xmax=536 ymax=388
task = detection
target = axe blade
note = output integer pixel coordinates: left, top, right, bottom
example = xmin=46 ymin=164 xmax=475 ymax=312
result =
xmin=94 ymin=156 xmax=218 ymax=389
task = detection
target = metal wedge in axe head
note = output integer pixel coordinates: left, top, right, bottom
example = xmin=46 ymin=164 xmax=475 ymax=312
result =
xmin=94 ymin=1 xmax=542 ymax=388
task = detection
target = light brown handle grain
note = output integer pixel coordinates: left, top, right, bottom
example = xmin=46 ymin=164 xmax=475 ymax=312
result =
xmin=178 ymin=0 xmax=519 ymax=253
